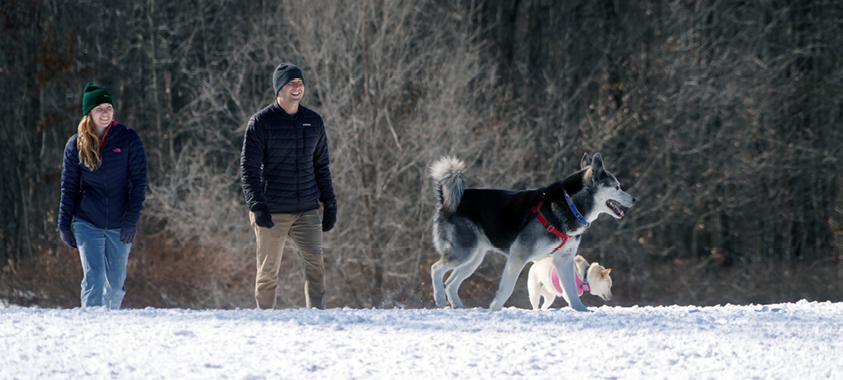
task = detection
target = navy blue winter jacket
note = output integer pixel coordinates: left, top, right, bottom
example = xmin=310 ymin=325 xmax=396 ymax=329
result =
xmin=58 ymin=121 xmax=147 ymax=231
xmin=240 ymin=102 xmax=335 ymax=214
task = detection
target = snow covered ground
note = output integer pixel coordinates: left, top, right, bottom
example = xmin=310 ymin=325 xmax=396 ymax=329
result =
xmin=2 ymin=301 xmax=841 ymax=379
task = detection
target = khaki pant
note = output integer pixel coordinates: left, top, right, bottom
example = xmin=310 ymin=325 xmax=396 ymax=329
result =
xmin=250 ymin=209 xmax=325 ymax=309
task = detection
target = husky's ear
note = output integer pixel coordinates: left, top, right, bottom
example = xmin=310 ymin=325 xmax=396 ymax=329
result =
xmin=581 ymin=153 xmax=592 ymax=170
xmin=601 ymin=268 xmax=612 ymax=278
xmin=591 ymin=153 xmax=605 ymax=178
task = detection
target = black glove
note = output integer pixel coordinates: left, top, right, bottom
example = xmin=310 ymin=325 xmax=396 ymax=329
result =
xmin=60 ymin=229 xmax=77 ymax=249
xmin=252 ymin=203 xmax=275 ymax=228
xmin=120 ymin=220 xmax=138 ymax=244
xmin=322 ymin=203 xmax=337 ymax=232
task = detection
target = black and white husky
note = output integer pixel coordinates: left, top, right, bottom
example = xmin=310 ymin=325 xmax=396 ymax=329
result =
xmin=429 ymin=153 xmax=635 ymax=311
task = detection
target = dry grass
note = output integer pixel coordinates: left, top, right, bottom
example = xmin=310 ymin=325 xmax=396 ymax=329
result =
xmin=3 ymin=242 xmax=841 ymax=310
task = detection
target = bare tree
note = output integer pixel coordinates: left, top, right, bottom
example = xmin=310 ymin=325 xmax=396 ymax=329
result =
xmin=2 ymin=0 xmax=841 ymax=308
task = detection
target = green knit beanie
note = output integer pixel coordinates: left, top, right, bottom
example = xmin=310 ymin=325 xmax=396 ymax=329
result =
xmin=82 ymin=83 xmax=113 ymax=116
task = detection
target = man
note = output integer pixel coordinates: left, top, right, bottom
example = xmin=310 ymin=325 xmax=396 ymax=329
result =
xmin=240 ymin=63 xmax=337 ymax=309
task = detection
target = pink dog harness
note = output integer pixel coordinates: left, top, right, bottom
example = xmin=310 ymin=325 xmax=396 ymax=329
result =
xmin=550 ymin=266 xmax=589 ymax=296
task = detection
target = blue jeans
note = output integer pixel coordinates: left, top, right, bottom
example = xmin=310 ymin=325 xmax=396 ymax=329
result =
xmin=73 ymin=219 xmax=131 ymax=309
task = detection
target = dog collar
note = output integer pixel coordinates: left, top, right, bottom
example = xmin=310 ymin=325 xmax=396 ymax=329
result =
xmin=564 ymin=191 xmax=589 ymax=227
xmin=550 ymin=265 xmax=589 ymax=296
xmin=578 ymin=271 xmax=590 ymax=293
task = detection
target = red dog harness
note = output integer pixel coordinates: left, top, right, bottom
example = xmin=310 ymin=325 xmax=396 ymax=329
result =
xmin=530 ymin=194 xmax=589 ymax=297
xmin=529 ymin=199 xmax=573 ymax=255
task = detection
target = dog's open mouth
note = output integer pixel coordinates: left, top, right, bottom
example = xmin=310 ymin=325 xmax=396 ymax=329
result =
xmin=607 ymin=200 xmax=625 ymax=217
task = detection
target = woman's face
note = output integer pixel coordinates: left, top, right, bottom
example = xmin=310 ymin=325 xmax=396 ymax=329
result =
xmin=90 ymin=103 xmax=113 ymax=129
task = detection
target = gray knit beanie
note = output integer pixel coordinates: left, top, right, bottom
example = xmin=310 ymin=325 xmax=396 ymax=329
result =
xmin=272 ymin=63 xmax=305 ymax=95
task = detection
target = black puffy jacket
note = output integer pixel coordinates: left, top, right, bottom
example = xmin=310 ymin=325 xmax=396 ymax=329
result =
xmin=58 ymin=121 xmax=147 ymax=231
xmin=240 ymin=102 xmax=335 ymax=214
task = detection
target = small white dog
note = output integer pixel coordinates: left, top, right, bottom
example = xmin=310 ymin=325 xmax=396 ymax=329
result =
xmin=527 ymin=255 xmax=613 ymax=310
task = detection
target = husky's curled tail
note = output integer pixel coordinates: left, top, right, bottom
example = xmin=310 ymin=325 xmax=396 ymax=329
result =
xmin=430 ymin=157 xmax=466 ymax=217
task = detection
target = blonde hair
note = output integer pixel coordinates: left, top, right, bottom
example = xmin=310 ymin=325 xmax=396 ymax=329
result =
xmin=77 ymin=115 xmax=101 ymax=171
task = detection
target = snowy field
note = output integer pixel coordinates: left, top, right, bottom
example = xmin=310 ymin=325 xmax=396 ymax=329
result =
xmin=2 ymin=301 xmax=841 ymax=379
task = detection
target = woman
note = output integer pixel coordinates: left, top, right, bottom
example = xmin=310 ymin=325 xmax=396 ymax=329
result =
xmin=57 ymin=82 xmax=147 ymax=309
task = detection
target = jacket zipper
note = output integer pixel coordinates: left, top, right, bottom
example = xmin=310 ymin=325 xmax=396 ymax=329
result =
xmin=294 ymin=116 xmax=300 ymax=212
xmin=101 ymin=137 xmax=109 ymax=229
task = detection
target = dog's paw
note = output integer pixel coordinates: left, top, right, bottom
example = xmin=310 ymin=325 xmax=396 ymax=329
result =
xmin=573 ymin=306 xmax=592 ymax=312
xmin=432 ymin=292 xmax=446 ymax=308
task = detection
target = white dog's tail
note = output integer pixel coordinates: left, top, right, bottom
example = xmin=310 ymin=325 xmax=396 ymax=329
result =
xmin=430 ymin=156 xmax=466 ymax=216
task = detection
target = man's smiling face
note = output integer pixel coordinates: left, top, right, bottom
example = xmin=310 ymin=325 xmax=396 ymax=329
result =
xmin=277 ymin=78 xmax=305 ymax=109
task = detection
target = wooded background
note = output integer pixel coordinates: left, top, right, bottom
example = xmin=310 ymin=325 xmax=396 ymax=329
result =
xmin=2 ymin=0 xmax=841 ymax=309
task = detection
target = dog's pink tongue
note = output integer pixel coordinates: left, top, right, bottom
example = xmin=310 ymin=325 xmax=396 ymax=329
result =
xmin=608 ymin=201 xmax=624 ymax=217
